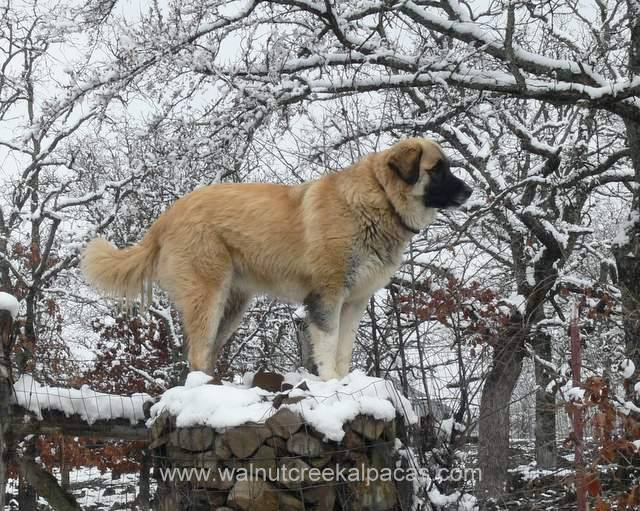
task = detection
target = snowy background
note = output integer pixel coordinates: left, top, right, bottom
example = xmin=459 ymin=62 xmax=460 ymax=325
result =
xmin=1 ymin=0 xmax=640 ymax=509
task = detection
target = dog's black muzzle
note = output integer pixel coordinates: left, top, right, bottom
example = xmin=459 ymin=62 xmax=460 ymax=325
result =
xmin=424 ymin=171 xmax=472 ymax=209
xmin=450 ymin=180 xmax=473 ymax=207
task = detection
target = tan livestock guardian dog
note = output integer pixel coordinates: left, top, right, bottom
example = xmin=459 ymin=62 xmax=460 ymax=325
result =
xmin=81 ymin=138 xmax=472 ymax=380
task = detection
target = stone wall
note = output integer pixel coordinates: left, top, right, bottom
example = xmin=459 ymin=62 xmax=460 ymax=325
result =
xmin=150 ymin=406 xmax=413 ymax=510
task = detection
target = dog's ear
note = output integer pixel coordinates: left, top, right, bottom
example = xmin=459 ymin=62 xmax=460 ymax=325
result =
xmin=387 ymin=140 xmax=423 ymax=185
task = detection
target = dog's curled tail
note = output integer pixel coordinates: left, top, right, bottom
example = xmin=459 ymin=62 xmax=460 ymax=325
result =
xmin=81 ymin=236 xmax=160 ymax=309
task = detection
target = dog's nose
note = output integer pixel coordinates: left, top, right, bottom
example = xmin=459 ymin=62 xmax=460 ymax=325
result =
xmin=455 ymin=183 xmax=472 ymax=204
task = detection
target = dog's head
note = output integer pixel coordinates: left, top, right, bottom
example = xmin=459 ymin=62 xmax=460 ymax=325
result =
xmin=386 ymin=138 xmax=472 ymax=209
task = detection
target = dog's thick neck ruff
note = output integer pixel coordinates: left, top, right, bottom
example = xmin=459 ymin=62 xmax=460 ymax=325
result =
xmin=372 ymin=174 xmax=422 ymax=235
xmin=386 ymin=197 xmax=421 ymax=235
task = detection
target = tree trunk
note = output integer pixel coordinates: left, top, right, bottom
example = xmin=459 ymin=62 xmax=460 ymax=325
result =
xmin=0 ymin=310 xmax=14 ymax=511
xmin=391 ymin=289 xmax=409 ymax=396
xmin=60 ymin=445 xmax=70 ymax=490
xmin=368 ymin=297 xmax=381 ymax=377
xmin=138 ymin=450 xmax=151 ymax=511
xmin=618 ymin=1 xmax=640 ymax=397
xmin=20 ymin=289 xmax=37 ymax=374
xmin=534 ymin=329 xmax=557 ymax=468
xmin=478 ymin=313 xmax=526 ymax=501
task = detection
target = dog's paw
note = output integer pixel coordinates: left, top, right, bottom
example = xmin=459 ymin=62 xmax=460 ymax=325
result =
xmin=335 ymin=359 xmax=351 ymax=379
xmin=317 ymin=365 xmax=340 ymax=381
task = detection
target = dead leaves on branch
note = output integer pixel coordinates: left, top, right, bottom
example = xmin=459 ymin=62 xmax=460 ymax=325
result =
xmin=563 ymin=375 xmax=640 ymax=507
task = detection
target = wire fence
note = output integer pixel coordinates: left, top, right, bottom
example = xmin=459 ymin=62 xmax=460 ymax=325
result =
xmin=1 ymin=309 xmax=619 ymax=511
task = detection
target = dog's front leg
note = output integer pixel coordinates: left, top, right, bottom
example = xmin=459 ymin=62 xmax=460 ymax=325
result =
xmin=336 ymin=298 xmax=368 ymax=378
xmin=305 ymin=292 xmax=343 ymax=381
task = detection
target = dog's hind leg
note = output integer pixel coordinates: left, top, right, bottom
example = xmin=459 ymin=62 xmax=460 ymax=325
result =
xmin=209 ymin=289 xmax=251 ymax=366
xmin=181 ymin=282 xmax=230 ymax=375
xmin=173 ymin=260 xmax=232 ymax=375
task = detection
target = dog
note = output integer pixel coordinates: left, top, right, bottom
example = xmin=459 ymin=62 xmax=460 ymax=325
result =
xmin=81 ymin=138 xmax=472 ymax=380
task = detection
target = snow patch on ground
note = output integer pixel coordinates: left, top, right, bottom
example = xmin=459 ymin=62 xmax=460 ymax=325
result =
xmin=510 ymin=463 xmax=573 ymax=481
xmin=612 ymin=210 xmax=639 ymax=247
xmin=428 ymin=488 xmax=478 ymax=510
xmin=0 ymin=291 xmax=19 ymax=318
xmin=565 ymin=387 xmax=585 ymax=403
xmin=437 ymin=417 xmax=465 ymax=441
xmin=458 ymin=493 xmax=479 ymax=511
xmin=501 ymin=293 xmax=526 ymax=314
xmin=7 ymin=469 xmax=149 ymax=511
xmin=12 ymin=374 xmax=153 ymax=424
xmin=149 ymin=369 xmax=418 ymax=442
xmin=428 ymin=487 xmax=460 ymax=506
xmin=618 ymin=359 xmax=636 ymax=379
xmin=619 ymin=400 xmax=640 ymax=416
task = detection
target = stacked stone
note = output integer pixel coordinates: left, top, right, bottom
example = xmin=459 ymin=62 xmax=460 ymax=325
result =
xmin=150 ymin=405 xmax=405 ymax=510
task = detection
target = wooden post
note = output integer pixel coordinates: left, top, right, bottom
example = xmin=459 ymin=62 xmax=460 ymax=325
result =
xmin=138 ymin=449 xmax=151 ymax=511
xmin=0 ymin=308 xmax=15 ymax=511
xmin=570 ymin=304 xmax=587 ymax=511
xmin=61 ymin=441 xmax=70 ymax=490
xmin=18 ymin=438 xmax=38 ymax=511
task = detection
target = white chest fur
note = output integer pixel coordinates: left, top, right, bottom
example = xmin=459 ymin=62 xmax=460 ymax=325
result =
xmin=348 ymin=253 xmax=403 ymax=302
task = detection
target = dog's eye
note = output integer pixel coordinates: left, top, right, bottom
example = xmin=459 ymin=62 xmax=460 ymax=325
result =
xmin=431 ymin=158 xmax=450 ymax=175
xmin=431 ymin=160 xmax=444 ymax=174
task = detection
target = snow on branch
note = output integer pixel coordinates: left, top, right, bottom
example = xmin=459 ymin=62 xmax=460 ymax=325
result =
xmin=255 ymin=69 xmax=640 ymax=122
xmin=401 ymin=1 xmax=603 ymax=84
xmin=12 ymin=374 xmax=153 ymax=425
xmin=213 ymin=0 xmax=640 ymax=122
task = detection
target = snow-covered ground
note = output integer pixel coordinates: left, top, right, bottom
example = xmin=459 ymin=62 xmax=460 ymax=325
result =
xmin=5 ymin=469 xmax=151 ymax=510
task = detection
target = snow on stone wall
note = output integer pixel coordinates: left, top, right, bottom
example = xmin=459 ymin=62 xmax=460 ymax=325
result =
xmin=148 ymin=369 xmax=418 ymax=442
